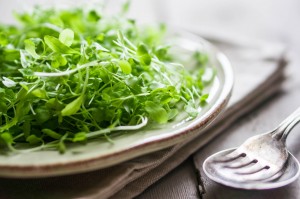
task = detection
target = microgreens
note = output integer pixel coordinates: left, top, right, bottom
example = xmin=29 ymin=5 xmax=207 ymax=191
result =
xmin=0 ymin=7 xmax=212 ymax=153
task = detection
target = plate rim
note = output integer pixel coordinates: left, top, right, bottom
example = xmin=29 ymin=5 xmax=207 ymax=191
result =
xmin=0 ymin=33 xmax=234 ymax=178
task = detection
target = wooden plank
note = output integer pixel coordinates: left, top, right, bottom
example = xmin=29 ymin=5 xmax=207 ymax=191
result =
xmin=136 ymin=158 xmax=200 ymax=199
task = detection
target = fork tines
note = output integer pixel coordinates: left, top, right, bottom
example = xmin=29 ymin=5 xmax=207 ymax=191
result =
xmin=212 ymin=150 xmax=284 ymax=182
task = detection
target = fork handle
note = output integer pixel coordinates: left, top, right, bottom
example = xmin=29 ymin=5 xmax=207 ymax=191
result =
xmin=272 ymin=106 xmax=300 ymax=141
xmin=280 ymin=115 xmax=300 ymax=142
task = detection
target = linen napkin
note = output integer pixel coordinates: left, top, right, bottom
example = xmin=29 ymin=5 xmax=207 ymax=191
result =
xmin=0 ymin=33 xmax=286 ymax=199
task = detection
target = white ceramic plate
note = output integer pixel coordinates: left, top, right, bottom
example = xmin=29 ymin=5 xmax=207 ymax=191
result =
xmin=0 ymin=31 xmax=233 ymax=178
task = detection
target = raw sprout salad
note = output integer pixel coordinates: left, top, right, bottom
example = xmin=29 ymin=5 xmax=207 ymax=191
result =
xmin=0 ymin=7 xmax=212 ymax=153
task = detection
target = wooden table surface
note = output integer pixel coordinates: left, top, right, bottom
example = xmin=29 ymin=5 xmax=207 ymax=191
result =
xmin=136 ymin=0 xmax=300 ymax=198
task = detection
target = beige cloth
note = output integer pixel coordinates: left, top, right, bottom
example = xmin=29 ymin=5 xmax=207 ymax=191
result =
xmin=0 ymin=34 xmax=286 ymax=199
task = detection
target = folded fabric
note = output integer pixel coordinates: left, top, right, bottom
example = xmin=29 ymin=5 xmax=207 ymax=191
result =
xmin=0 ymin=34 xmax=286 ymax=199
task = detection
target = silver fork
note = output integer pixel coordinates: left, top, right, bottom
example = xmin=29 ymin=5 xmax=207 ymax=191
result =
xmin=203 ymin=107 xmax=300 ymax=186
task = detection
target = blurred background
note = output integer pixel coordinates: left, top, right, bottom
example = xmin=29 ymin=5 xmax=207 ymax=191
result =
xmin=1 ymin=0 xmax=299 ymax=61
xmin=1 ymin=0 xmax=299 ymax=42
xmin=1 ymin=0 xmax=299 ymax=90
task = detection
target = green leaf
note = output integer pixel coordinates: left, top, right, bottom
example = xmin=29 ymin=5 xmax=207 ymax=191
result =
xmin=58 ymin=141 xmax=66 ymax=153
xmin=44 ymin=35 xmax=78 ymax=54
xmin=59 ymin=29 xmax=74 ymax=47
xmin=51 ymin=54 xmax=68 ymax=68
xmin=0 ymin=32 xmax=8 ymax=46
xmin=87 ymin=10 xmax=101 ymax=22
xmin=24 ymin=39 xmax=40 ymax=59
xmin=137 ymin=44 xmax=148 ymax=55
xmin=0 ymin=132 xmax=14 ymax=145
xmin=145 ymin=101 xmax=168 ymax=124
xmin=35 ymin=107 xmax=51 ymax=124
xmin=200 ymin=94 xmax=209 ymax=103
xmin=140 ymin=54 xmax=151 ymax=65
xmin=1 ymin=49 xmax=20 ymax=62
xmin=154 ymin=45 xmax=169 ymax=60
xmin=96 ymin=33 xmax=105 ymax=42
xmin=31 ymin=88 xmax=47 ymax=98
xmin=42 ymin=129 xmax=62 ymax=139
xmin=46 ymin=98 xmax=64 ymax=110
xmin=118 ymin=60 xmax=132 ymax=74
xmin=26 ymin=135 xmax=43 ymax=145
xmin=0 ymin=101 xmax=7 ymax=113
xmin=122 ymin=0 xmax=130 ymax=14
xmin=73 ymin=132 xmax=87 ymax=142
xmin=19 ymin=85 xmax=30 ymax=94
xmin=137 ymin=44 xmax=152 ymax=65
xmin=61 ymin=95 xmax=84 ymax=116
xmin=58 ymin=133 xmax=68 ymax=153
xmin=137 ymin=44 xmax=152 ymax=66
